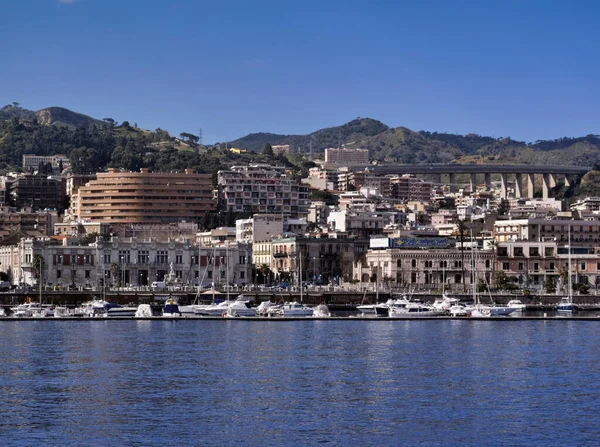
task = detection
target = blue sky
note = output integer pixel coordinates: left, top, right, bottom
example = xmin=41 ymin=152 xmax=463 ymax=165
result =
xmin=1 ymin=0 xmax=598 ymax=143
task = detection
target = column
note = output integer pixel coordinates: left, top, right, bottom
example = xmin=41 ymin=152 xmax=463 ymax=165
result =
xmin=470 ymin=173 xmax=477 ymax=193
xmin=448 ymin=173 xmax=455 ymax=193
xmin=515 ymin=173 xmax=523 ymax=199
xmin=485 ymin=173 xmax=491 ymax=191
xmin=549 ymin=173 xmax=556 ymax=188
xmin=527 ymin=173 xmax=535 ymax=199
xmin=564 ymin=174 xmax=572 ymax=188
xmin=500 ymin=173 xmax=508 ymax=199
xmin=542 ymin=173 xmax=550 ymax=199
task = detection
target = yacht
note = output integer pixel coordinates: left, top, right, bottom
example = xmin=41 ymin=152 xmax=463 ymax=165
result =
xmin=256 ymin=301 xmax=277 ymax=316
xmin=432 ymin=294 xmax=459 ymax=312
xmin=163 ymin=298 xmax=182 ymax=317
xmin=194 ymin=300 xmax=229 ymax=316
xmin=374 ymin=296 xmax=411 ymax=316
xmin=267 ymin=301 xmax=313 ymax=317
xmin=312 ymin=304 xmax=331 ymax=318
xmin=104 ymin=304 xmax=137 ymax=318
xmin=448 ymin=303 xmax=470 ymax=317
xmin=388 ymin=302 xmax=446 ymax=317
xmin=226 ymin=297 xmax=256 ymax=317
xmin=507 ymin=299 xmax=527 ymax=312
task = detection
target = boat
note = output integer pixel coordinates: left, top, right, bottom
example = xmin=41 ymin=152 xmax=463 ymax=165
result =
xmin=267 ymin=301 xmax=313 ymax=317
xmin=225 ymin=296 xmax=256 ymax=317
xmin=194 ymin=300 xmax=229 ymax=316
xmin=135 ymin=304 xmax=153 ymax=318
xmin=374 ymin=296 xmax=411 ymax=316
xmin=356 ymin=290 xmax=376 ymax=314
xmin=507 ymin=299 xmax=527 ymax=312
xmin=432 ymin=293 xmax=459 ymax=312
xmin=256 ymin=300 xmax=277 ymax=316
xmin=557 ymin=227 xmax=576 ymax=313
xmin=312 ymin=304 xmax=331 ymax=317
xmin=163 ymin=297 xmax=182 ymax=317
xmin=448 ymin=303 xmax=470 ymax=317
xmin=104 ymin=304 xmax=137 ymax=318
xmin=388 ymin=302 xmax=446 ymax=317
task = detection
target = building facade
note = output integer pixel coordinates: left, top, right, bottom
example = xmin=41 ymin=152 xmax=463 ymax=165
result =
xmin=218 ymin=164 xmax=309 ymax=217
xmin=76 ymin=168 xmax=215 ymax=223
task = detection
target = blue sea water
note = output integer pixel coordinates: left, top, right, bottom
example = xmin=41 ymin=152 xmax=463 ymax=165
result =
xmin=0 ymin=320 xmax=599 ymax=446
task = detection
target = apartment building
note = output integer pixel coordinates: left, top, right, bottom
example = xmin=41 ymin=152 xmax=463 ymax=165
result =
xmin=22 ymin=154 xmax=71 ymax=172
xmin=494 ymin=218 xmax=600 ymax=245
xmin=8 ymin=174 xmax=65 ymax=211
xmin=217 ymin=164 xmax=309 ymax=217
xmin=76 ymin=168 xmax=215 ymax=223
xmin=390 ymin=175 xmax=432 ymax=202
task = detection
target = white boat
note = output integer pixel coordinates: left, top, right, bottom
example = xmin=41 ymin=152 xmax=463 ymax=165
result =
xmin=53 ymin=306 xmax=71 ymax=318
xmin=356 ymin=304 xmax=377 ymax=314
xmin=0 ymin=307 xmax=6 ymax=317
xmin=104 ymin=304 xmax=137 ymax=318
xmin=432 ymin=294 xmax=459 ymax=312
xmin=267 ymin=301 xmax=313 ymax=317
xmin=312 ymin=304 xmax=331 ymax=317
xmin=374 ymin=296 xmax=411 ymax=316
xmin=507 ymin=299 xmax=527 ymax=312
xmin=194 ymin=300 xmax=229 ymax=316
xmin=557 ymin=227 xmax=576 ymax=313
xmin=226 ymin=296 xmax=256 ymax=317
xmin=256 ymin=301 xmax=277 ymax=316
xmin=135 ymin=304 xmax=154 ymax=318
xmin=78 ymin=299 xmax=111 ymax=317
xmin=388 ymin=302 xmax=446 ymax=317
xmin=448 ymin=303 xmax=469 ymax=317
xmin=12 ymin=303 xmax=36 ymax=317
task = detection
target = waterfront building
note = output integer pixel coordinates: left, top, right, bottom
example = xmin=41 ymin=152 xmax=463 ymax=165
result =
xmin=198 ymin=227 xmax=237 ymax=247
xmin=11 ymin=236 xmax=252 ymax=289
xmin=328 ymin=211 xmax=392 ymax=239
xmin=76 ymin=168 xmax=215 ymax=223
xmin=355 ymin=241 xmax=493 ymax=291
xmin=270 ymin=235 xmax=361 ymax=285
xmin=217 ymin=164 xmax=309 ymax=217
xmin=0 ymin=207 xmax=59 ymax=239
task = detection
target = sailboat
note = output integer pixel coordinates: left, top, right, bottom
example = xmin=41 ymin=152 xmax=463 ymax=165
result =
xmin=267 ymin=252 xmax=312 ymax=317
xmin=557 ymin=226 xmax=576 ymax=313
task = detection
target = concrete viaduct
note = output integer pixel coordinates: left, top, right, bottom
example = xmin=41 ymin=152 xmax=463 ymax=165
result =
xmin=350 ymin=164 xmax=592 ymax=199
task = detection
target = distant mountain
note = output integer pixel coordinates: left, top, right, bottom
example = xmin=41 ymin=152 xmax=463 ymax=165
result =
xmin=0 ymin=104 xmax=104 ymax=129
xmin=230 ymin=118 xmax=600 ymax=166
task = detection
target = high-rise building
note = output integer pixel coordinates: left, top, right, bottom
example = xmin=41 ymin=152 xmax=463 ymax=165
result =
xmin=324 ymin=148 xmax=369 ymax=167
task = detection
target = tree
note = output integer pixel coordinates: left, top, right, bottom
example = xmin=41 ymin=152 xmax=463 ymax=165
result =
xmin=32 ymin=254 xmax=44 ymax=282
xmin=262 ymin=143 xmax=274 ymax=155
xmin=180 ymin=132 xmax=199 ymax=144
xmin=543 ymin=277 xmax=556 ymax=294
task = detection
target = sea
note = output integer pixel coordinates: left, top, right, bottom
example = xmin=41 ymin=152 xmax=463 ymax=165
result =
xmin=1 ymin=319 xmax=599 ymax=446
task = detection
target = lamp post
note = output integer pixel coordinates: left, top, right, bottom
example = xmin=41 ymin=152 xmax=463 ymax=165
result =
xmin=120 ymin=256 xmax=125 ymax=289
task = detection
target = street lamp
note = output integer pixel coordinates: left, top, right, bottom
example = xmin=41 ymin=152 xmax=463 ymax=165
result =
xmin=120 ymin=256 xmax=125 ymax=289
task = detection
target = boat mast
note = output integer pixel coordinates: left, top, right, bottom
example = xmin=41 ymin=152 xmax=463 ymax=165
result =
xmin=470 ymin=230 xmax=477 ymax=305
xmin=299 ymin=250 xmax=303 ymax=303
xmin=568 ymin=226 xmax=572 ymax=303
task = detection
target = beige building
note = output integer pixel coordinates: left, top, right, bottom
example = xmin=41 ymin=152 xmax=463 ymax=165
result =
xmin=324 ymin=148 xmax=369 ymax=167
xmin=76 ymin=168 xmax=215 ymax=223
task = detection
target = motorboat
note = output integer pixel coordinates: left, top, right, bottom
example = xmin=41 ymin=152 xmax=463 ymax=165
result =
xmin=556 ymin=296 xmax=576 ymax=313
xmin=32 ymin=304 xmax=54 ymax=318
xmin=53 ymin=306 xmax=70 ymax=318
xmin=448 ymin=303 xmax=469 ymax=317
xmin=388 ymin=302 xmax=446 ymax=317
xmin=312 ymin=304 xmax=331 ymax=318
xmin=256 ymin=301 xmax=277 ymax=316
xmin=432 ymin=294 xmax=460 ymax=312
xmin=163 ymin=298 xmax=182 ymax=317
xmin=226 ymin=297 xmax=256 ymax=317
xmin=135 ymin=304 xmax=153 ymax=318
xmin=12 ymin=303 xmax=36 ymax=317
xmin=194 ymin=300 xmax=229 ymax=316
xmin=374 ymin=296 xmax=411 ymax=317
xmin=78 ymin=299 xmax=111 ymax=317
xmin=0 ymin=307 xmax=6 ymax=317
xmin=267 ymin=301 xmax=313 ymax=317
xmin=104 ymin=304 xmax=137 ymax=318
xmin=356 ymin=304 xmax=377 ymax=314
xmin=507 ymin=299 xmax=527 ymax=312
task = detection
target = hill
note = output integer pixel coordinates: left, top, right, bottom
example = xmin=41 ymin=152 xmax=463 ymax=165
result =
xmin=230 ymin=119 xmax=600 ymax=166
xmin=0 ymin=104 xmax=104 ymax=129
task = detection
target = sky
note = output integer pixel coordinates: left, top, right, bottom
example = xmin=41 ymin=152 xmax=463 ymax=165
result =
xmin=1 ymin=0 xmax=599 ymax=144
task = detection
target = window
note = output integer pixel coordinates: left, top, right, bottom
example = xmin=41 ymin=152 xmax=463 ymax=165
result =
xmin=176 ymin=270 xmax=182 ymax=279
xmin=240 ymin=271 xmax=245 ymax=279
xmin=397 ymin=260 xmax=401 ymax=267
xmin=85 ymin=270 xmax=90 ymax=279
xmin=239 ymin=256 xmax=246 ymax=265
xmin=118 ymin=250 xmax=130 ymax=263
xmin=57 ymin=270 xmax=61 ymax=279
xmin=411 ymin=259 xmax=416 ymax=268
xmin=549 ymin=262 xmax=555 ymax=271
xmin=156 ymin=250 xmax=168 ymax=264
xmin=514 ymin=247 xmax=524 ymax=256
xmin=503 ymin=262 xmax=509 ymax=271
xmin=175 ymin=254 xmax=183 ymax=264
xmin=545 ymin=247 xmax=554 ymax=257
xmin=207 ymin=271 xmax=213 ymax=279
xmin=529 ymin=247 xmax=539 ymax=257
xmin=534 ymin=262 xmax=539 ymax=272
xmin=103 ymin=253 xmax=111 ymax=264
xmin=485 ymin=260 xmax=490 ymax=268
xmin=518 ymin=262 xmax=524 ymax=271
xmin=25 ymin=254 xmax=31 ymax=263
xmin=581 ymin=262 xmax=586 ymax=271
